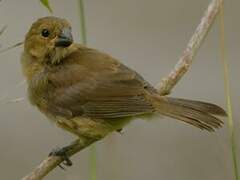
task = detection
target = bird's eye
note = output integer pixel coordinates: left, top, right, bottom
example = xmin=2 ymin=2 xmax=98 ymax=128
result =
xmin=41 ymin=29 xmax=50 ymax=37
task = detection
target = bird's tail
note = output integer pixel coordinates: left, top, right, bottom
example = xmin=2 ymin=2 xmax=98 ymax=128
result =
xmin=155 ymin=96 xmax=227 ymax=131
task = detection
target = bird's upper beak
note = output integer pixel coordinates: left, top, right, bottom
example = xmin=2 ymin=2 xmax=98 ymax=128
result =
xmin=55 ymin=28 xmax=73 ymax=47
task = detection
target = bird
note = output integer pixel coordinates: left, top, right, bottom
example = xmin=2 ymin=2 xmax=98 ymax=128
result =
xmin=21 ymin=16 xmax=226 ymax=165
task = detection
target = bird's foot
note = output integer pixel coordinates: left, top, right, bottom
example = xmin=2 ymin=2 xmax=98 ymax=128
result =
xmin=49 ymin=147 xmax=73 ymax=169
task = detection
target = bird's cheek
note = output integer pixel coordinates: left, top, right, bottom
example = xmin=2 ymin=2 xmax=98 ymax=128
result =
xmin=29 ymin=46 xmax=47 ymax=59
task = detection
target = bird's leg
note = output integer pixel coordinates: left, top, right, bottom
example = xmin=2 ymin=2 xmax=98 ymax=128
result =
xmin=49 ymin=139 xmax=81 ymax=168
xmin=49 ymin=147 xmax=72 ymax=168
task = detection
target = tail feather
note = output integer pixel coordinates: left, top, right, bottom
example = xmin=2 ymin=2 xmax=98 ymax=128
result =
xmin=166 ymin=97 xmax=227 ymax=116
xmin=155 ymin=96 xmax=226 ymax=132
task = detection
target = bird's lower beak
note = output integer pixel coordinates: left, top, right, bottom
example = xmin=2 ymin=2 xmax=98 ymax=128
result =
xmin=55 ymin=28 xmax=73 ymax=47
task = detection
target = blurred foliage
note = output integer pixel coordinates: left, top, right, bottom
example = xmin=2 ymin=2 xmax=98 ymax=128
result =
xmin=219 ymin=3 xmax=239 ymax=180
xmin=40 ymin=0 xmax=53 ymax=13
xmin=77 ymin=1 xmax=97 ymax=179
xmin=78 ymin=0 xmax=87 ymax=44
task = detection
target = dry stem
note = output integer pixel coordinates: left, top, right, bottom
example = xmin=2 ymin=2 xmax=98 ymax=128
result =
xmin=21 ymin=0 xmax=223 ymax=179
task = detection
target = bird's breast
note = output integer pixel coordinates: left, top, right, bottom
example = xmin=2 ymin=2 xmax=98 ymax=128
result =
xmin=27 ymin=68 xmax=50 ymax=110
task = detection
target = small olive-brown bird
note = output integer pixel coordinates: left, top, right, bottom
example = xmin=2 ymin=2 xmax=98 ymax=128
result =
xmin=21 ymin=16 xmax=226 ymax=163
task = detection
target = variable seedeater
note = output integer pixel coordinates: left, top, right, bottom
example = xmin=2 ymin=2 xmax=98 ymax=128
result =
xmin=21 ymin=16 xmax=226 ymax=164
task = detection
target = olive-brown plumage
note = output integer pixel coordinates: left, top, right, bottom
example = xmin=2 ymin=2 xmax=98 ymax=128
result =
xmin=21 ymin=16 xmax=226 ymax=140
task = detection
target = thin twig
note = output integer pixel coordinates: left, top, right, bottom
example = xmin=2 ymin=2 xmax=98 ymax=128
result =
xmin=21 ymin=0 xmax=223 ymax=179
xmin=0 ymin=25 xmax=7 ymax=48
xmin=0 ymin=25 xmax=7 ymax=36
xmin=7 ymin=97 xmax=25 ymax=103
xmin=0 ymin=41 xmax=23 ymax=53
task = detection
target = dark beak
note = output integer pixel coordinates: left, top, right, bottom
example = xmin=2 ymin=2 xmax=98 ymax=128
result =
xmin=55 ymin=28 xmax=73 ymax=47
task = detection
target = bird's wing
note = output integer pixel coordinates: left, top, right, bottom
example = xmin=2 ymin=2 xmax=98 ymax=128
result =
xmin=46 ymin=46 xmax=156 ymax=119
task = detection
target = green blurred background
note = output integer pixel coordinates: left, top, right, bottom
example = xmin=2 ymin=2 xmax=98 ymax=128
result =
xmin=0 ymin=0 xmax=239 ymax=179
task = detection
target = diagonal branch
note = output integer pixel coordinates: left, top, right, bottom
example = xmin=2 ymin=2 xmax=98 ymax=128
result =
xmin=21 ymin=0 xmax=223 ymax=179
xmin=157 ymin=0 xmax=223 ymax=96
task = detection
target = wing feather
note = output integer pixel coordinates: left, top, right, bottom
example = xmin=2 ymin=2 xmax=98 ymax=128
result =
xmin=46 ymin=47 xmax=155 ymax=119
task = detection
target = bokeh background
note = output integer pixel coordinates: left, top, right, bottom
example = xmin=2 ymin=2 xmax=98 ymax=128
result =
xmin=0 ymin=0 xmax=239 ymax=179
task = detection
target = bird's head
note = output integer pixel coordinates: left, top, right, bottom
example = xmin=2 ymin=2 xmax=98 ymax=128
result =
xmin=24 ymin=16 xmax=75 ymax=64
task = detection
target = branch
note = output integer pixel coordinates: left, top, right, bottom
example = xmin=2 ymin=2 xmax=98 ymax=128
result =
xmin=21 ymin=0 xmax=223 ymax=179
xmin=22 ymin=138 xmax=96 ymax=180
xmin=157 ymin=0 xmax=223 ymax=96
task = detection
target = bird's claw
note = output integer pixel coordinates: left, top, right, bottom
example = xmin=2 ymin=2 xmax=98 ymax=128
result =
xmin=116 ymin=128 xmax=124 ymax=134
xmin=49 ymin=147 xmax=73 ymax=169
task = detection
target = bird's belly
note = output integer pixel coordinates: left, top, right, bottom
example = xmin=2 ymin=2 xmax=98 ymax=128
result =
xmin=45 ymin=113 xmax=132 ymax=139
